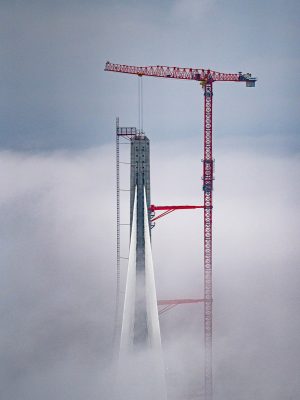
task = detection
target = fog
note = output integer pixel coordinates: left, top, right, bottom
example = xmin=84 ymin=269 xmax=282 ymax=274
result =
xmin=0 ymin=136 xmax=299 ymax=399
xmin=0 ymin=148 xmax=115 ymax=399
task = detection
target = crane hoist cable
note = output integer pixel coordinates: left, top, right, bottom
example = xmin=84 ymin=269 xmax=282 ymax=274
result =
xmin=138 ymin=75 xmax=143 ymax=133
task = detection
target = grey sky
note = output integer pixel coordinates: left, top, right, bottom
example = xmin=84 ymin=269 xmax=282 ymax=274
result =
xmin=0 ymin=0 xmax=299 ymax=150
xmin=0 ymin=1 xmax=299 ymax=399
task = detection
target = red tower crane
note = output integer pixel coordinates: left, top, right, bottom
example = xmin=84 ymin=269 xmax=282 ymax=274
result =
xmin=105 ymin=61 xmax=256 ymax=400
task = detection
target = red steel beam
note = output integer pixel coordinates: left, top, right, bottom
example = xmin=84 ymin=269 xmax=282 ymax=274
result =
xmin=158 ymin=299 xmax=205 ymax=316
xmin=158 ymin=299 xmax=205 ymax=305
xmin=150 ymin=205 xmax=204 ymax=211
xmin=150 ymin=204 xmax=204 ymax=222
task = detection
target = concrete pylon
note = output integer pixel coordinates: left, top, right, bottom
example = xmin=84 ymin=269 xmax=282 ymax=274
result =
xmin=120 ymin=187 xmax=162 ymax=354
xmin=118 ymin=187 xmax=166 ymax=400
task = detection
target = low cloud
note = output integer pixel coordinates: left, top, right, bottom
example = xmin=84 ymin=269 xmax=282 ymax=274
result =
xmin=0 ymin=138 xmax=299 ymax=399
xmin=0 ymin=147 xmax=115 ymax=399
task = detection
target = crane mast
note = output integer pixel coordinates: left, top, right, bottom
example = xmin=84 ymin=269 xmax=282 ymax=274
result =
xmin=105 ymin=61 xmax=256 ymax=400
xmin=203 ymin=81 xmax=213 ymax=399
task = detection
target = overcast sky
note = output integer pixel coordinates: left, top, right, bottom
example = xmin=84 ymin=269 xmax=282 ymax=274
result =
xmin=0 ymin=1 xmax=299 ymax=400
xmin=0 ymin=0 xmax=299 ymax=151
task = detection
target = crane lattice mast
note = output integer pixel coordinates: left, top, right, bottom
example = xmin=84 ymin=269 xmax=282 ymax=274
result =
xmin=105 ymin=61 xmax=256 ymax=400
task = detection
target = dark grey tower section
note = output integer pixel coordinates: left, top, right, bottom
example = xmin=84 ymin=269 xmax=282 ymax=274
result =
xmin=130 ymin=134 xmax=151 ymax=230
xmin=130 ymin=133 xmax=151 ymax=347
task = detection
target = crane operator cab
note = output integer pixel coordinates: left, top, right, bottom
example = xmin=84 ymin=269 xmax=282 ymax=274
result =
xmin=238 ymin=72 xmax=257 ymax=87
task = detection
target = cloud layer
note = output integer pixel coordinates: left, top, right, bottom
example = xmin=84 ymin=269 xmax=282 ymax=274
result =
xmin=1 ymin=136 xmax=299 ymax=399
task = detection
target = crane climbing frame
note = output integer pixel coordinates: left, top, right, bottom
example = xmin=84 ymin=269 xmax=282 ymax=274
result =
xmin=105 ymin=61 xmax=256 ymax=400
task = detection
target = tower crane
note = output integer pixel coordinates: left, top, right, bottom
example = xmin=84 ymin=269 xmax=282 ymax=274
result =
xmin=105 ymin=61 xmax=256 ymax=400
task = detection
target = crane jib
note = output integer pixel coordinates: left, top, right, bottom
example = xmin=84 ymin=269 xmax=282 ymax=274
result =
xmin=104 ymin=61 xmax=256 ymax=85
